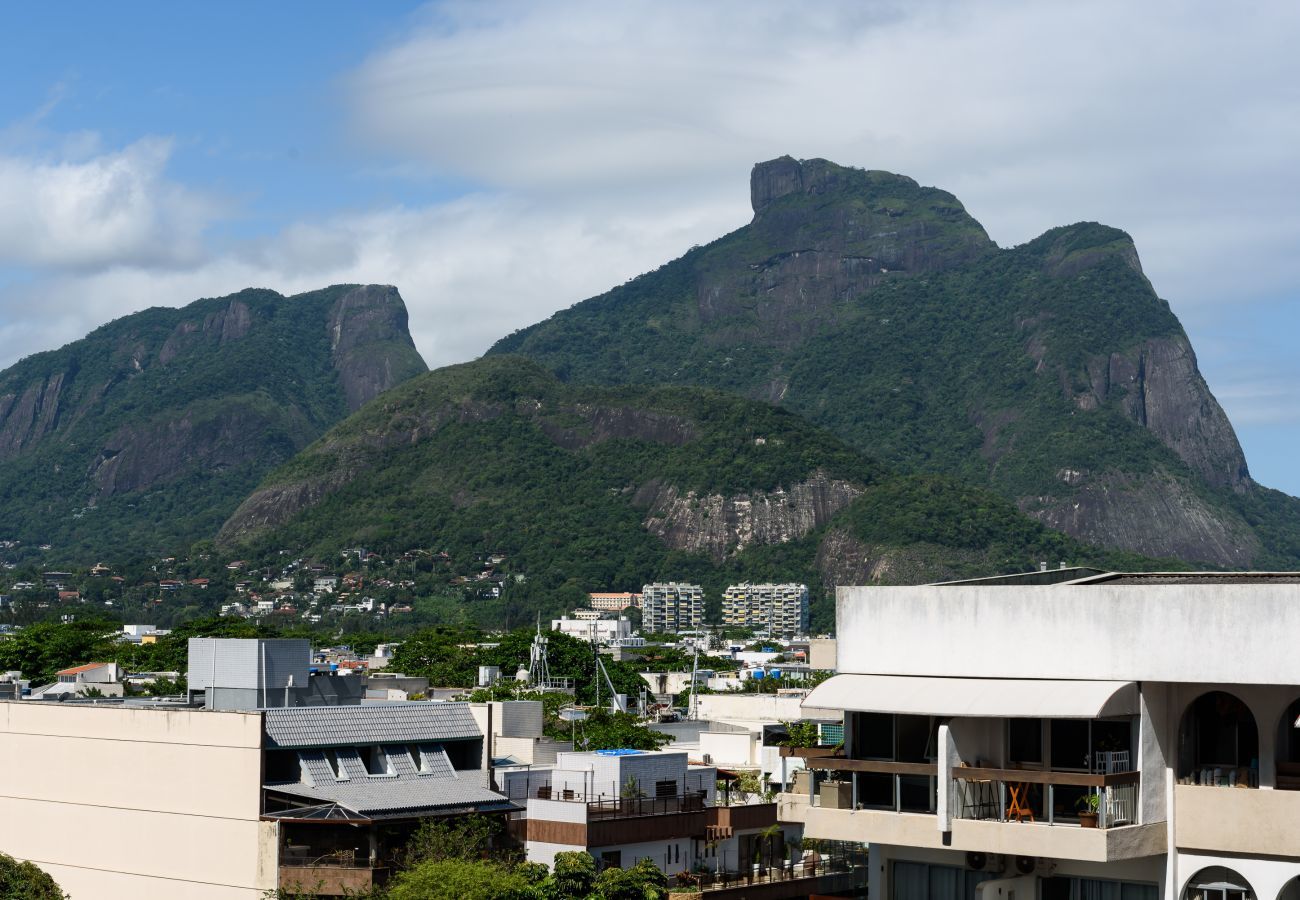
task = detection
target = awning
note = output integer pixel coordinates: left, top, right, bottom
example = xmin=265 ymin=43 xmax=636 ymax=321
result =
xmin=802 ymin=674 xmax=1138 ymax=719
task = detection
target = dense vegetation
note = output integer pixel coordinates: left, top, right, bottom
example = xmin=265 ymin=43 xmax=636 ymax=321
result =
xmin=224 ymin=357 xmax=1160 ymax=630
xmin=491 ymin=158 xmax=1300 ymax=566
xmin=0 ymin=285 xmax=425 ymax=561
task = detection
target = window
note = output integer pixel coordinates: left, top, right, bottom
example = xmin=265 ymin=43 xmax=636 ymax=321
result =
xmin=361 ymin=746 xmax=394 ymax=776
xmin=325 ymin=750 xmax=347 ymax=780
xmin=655 ymin=779 xmax=677 ymax=798
xmin=1009 ymin=718 xmax=1043 ymax=765
xmin=892 ymin=861 xmax=994 ymax=900
xmin=1043 ymin=877 xmax=1159 ymax=900
xmin=599 ymin=851 xmax=622 ymax=871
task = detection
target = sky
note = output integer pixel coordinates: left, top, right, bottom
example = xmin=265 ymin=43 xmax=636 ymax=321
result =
xmin=2 ymin=1 xmax=1300 ymax=494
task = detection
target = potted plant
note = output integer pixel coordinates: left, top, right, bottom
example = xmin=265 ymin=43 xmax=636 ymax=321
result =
xmin=1076 ymin=792 xmax=1100 ymax=828
xmin=779 ymin=721 xmax=843 ymax=758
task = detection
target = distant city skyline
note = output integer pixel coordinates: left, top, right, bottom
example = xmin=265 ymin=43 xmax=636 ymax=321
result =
xmin=2 ymin=1 xmax=1299 ymax=495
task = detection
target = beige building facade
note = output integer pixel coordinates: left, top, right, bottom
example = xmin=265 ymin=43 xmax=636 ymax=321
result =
xmin=0 ymin=702 xmax=274 ymax=899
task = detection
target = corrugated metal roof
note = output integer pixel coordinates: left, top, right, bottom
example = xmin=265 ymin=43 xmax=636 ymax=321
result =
xmin=263 ymin=703 xmax=481 ymax=748
xmin=265 ymin=745 xmax=513 ymax=819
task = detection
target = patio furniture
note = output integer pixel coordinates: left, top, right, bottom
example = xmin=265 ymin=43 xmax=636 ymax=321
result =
xmin=1006 ymin=782 xmax=1035 ymax=822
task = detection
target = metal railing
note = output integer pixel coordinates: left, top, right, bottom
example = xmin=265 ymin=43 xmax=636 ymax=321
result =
xmin=952 ymin=766 xmax=1140 ymax=827
xmin=279 ymin=850 xmax=387 ymax=870
xmin=682 ymin=852 xmax=868 ymax=892
xmin=588 ymin=791 xmax=708 ymax=820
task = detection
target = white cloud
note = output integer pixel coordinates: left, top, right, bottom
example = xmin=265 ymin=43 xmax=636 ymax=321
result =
xmin=0 ymin=137 xmax=220 ymax=270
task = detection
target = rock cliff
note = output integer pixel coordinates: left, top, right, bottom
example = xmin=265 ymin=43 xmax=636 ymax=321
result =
xmin=492 ymin=157 xmax=1290 ymax=568
xmin=0 ymin=284 xmax=425 ymax=557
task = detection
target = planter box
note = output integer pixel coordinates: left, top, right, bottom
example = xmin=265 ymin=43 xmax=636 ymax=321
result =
xmin=780 ymin=746 xmax=843 ymax=759
xmin=820 ymin=781 xmax=853 ymax=809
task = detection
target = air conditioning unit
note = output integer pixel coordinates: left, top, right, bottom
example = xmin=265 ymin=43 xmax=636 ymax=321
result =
xmin=703 ymin=753 xmax=713 ymax=764
xmin=1014 ymin=856 xmax=1038 ymax=876
xmin=966 ymin=853 xmax=1005 ymax=874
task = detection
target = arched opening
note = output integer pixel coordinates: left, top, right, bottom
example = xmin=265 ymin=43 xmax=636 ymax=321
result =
xmin=1275 ymin=698 xmax=1300 ymax=790
xmin=1279 ymin=877 xmax=1300 ymax=900
xmin=1177 ymin=692 xmax=1259 ymax=787
xmin=1182 ymin=867 xmax=1254 ymax=900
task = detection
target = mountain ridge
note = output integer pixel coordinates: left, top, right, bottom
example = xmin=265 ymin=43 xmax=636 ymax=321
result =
xmin=0 ymin=284 xmax=427 ymax=558
xmin=490 ymin=156 xmax=1284 ymax=567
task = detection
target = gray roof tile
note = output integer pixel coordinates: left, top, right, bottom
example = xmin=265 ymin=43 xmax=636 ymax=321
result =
xmin=266 ymin=744 xmax=512 ymax=819
xmin=263 ymin=702 xmax=481 ymax=748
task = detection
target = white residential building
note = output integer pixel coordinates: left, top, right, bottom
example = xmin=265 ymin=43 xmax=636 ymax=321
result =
xmin=721 ymin=583 xmax=809 ymax=636
xmin=551 ymin=615 xmax=633 ymax=644
xmin=641 ymin=582 xmax=703 ymax=633
xmin=783 ymin=571 xmax=1300 ymax=900
xmin=501 ymin=748 xmax=836 ymax=890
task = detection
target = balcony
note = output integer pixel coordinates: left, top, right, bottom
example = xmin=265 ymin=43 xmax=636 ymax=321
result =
xmin=669 ymin=850 xmax=869 ymax=900
xmin=513 ymin=790 xmax=713 ymax=847
xmin=789 ymin=759 xmax=1164 ymax=862
xmin=1175 ymin=784 xmax=1300 ymax=858
xmin=278 ymin=852 xmax=389 ymax=897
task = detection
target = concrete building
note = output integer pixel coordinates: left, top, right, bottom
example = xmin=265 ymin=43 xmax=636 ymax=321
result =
xmin=641 ymin=582 xmax=703 ymax=633
xmin=28 ymin=661 xmax=124 ymax=699
xmin=551 ymin=615 xmax=633 ymax=644
xmin=590 ymin=592 xmax=640 ymax=611
xmin=0 ymin=640 xmax=511 ymax=899
xmin=721 ymin=583 xmax=809 ymax=637
xmin=782 ymin=571 xmax=1300 ymax=900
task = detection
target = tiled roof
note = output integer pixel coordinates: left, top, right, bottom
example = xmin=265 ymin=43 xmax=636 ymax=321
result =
xmin=265 ymin=745 xmax=514 ymax=819
xmin=262 ymin=703 xmax=481 ymax=749
xmin=56 ymin=662 xmax=109 ymax=676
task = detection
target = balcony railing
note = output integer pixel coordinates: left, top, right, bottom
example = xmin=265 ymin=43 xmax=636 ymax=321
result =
xmin=952 ymin=766 xmax=1139 ymax=828
xmin=279 ymin=849 xmax=386 ymax=869
xmin=801 ymin=759 xmax=1140 ymax=828
xmin=680 ymin=850 xmax=869 ymax=893
xmin=588 ymin=791 xmax=708 ymax=820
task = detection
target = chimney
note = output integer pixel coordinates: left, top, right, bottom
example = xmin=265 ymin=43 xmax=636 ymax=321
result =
xmin=1039 ymin=561 xmax=1048 ymax=572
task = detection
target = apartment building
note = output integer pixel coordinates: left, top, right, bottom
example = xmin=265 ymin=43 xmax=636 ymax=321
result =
xmin=0 ymin=639 xmax=510 ymax=899
xmin=499 ymin=748 xmax=861 ymax=896
xmin=590 ymin=592 xmax=641 ymax=612
xmin=721 ymin=583 xmax=809 ymax=636
xmin=641 ymin=582 xmax=703 ymax=633
xmin=780 ymin=571 xmax=1300 ymax=900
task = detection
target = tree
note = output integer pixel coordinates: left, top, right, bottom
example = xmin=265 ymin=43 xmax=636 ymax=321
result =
xmin=594 ymin=858 xmax=668 ymax=900
xmin=401 ymin=814 xmax=512 ymax=867
xmin=546 ymin=851 xmax=597 ymax=898
xmin=577 ymin=710 xmax=674 ymax=752
xmin=0 ymin=853 xmax=68 ymax=900
xmin=384 ymin=858 xmax=535 ymax=900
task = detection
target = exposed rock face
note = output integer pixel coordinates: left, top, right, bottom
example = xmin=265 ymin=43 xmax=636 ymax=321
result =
xmin=328 ymin=285 xmax=429 ymax=411
xmin=0 ymin=372 xmax=65 ymax=461
xmin=815 ymin=527 xmax=982 ymax=589
xmin=696 ymin=158 xmax=997 ymax=346
xmin=1022 ymin=471 xmax=1259 ymax=566
xmin=0 ymin=284 xmax=426 ymax=555
xmin=638 ymin=471 xmax=863 ymax=561
xmin=90 ymin=403 xmax=312 ymax=498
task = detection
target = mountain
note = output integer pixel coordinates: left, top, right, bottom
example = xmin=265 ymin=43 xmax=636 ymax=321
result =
xmin=490 ymin=156 xmax=1299 ymax=568
xmin=0 ymin=284 xmax=427 ymax=558
xmin=219 ymin=356 xmax=1161 ymax=628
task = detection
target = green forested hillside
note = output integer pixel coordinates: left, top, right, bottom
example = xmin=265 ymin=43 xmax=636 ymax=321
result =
xmin=0 ymin=284 xmax=426 ymax=559
xmin=221 ymin=356 xmax=1164 ymax=629
xmin=491 ymin=157 xmax=1294 ymax=568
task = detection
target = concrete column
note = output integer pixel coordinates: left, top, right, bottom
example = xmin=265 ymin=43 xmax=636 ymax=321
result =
xmin=937 ymin=722 xmax=954 ymax=832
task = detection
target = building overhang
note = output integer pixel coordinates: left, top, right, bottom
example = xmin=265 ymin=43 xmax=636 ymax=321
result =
xmin=802 ymin=674 xmax=1138 ymax=719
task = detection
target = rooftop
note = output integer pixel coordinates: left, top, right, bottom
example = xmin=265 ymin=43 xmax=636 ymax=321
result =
xmin=263 ymin=703 xmax=481 ymax=749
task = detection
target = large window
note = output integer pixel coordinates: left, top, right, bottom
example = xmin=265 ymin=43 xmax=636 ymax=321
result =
xmin=893 ymin=861 xmax=993 ymax=900
xmin=1043 ymin=877 xmax=1158 ymax=900
xmin=1178 ymin=692 xmax=1259 ymax=786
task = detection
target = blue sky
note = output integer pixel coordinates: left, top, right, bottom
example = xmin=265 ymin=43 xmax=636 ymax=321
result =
xmin=2 ymin=1 xmax=1299 ymax=496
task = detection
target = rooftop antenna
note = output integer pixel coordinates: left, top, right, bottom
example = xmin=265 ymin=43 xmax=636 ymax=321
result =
xmin=688 ymin=640 xmax=700 ymax=720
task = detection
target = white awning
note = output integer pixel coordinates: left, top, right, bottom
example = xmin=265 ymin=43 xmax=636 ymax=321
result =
xmin=802 ymin=674 xmax=1138 ymax=719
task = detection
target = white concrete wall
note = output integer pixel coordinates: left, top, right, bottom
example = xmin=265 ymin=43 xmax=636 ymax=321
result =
xmin=1175 ymin=850 xmax=1300 ymax=900
xmin=699 ymin=731 xmax=758 ymax=767
xmin=695 ymin=694 xmax=804 ymax=722
xmin=837 ymin=584 xmax=1300 ymax=685
xmin=0 ymin=702 xmax=271 ymax=899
